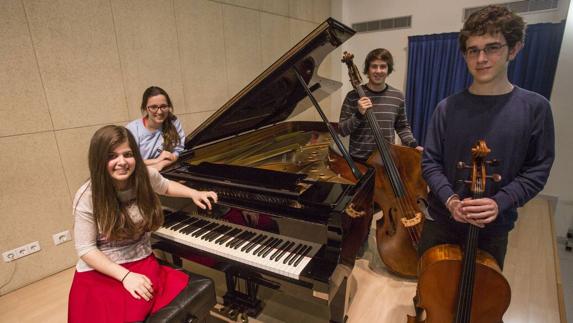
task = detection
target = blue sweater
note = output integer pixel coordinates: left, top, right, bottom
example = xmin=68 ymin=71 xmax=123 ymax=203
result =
xmin=422 ymin=86 xmax=555 ymax=233
xmin=126 ymin=118 xmax=185 ymax=160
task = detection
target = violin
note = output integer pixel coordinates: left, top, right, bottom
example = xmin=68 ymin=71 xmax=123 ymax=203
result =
xmin=408 ymin=140 xmax=511 ymax=323
xmin=340 ymin=52 xmax=427 ymax=277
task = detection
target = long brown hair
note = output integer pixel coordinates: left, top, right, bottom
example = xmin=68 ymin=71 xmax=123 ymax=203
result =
xmin=140 ymin=86 xmax=180 ymax=152
xmin=88 ymin=125 xmax=163 ymax=240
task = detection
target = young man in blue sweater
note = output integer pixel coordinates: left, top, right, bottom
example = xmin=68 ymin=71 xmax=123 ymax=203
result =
xmin=418 ymin=5 xmax=555 ymax=268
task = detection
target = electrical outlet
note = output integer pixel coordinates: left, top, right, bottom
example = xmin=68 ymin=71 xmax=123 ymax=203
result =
xmin=2 ymin=241 xmax=39 ymax=262
xmin=52 ymin=230 xmax=72 ymax=245
xmin=2 ymin=251 xmax=16 ymax=262
xmin=26 ymin=241 xmax=41 ymax=255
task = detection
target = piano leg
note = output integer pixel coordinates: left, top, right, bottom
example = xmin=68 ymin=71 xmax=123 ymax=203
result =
xmin=328 ymin=264 xmax=352 ymax=323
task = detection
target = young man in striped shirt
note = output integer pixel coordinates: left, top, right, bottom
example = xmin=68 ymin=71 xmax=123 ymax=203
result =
xmin=339 ymin=48 xmax=422 ymax=163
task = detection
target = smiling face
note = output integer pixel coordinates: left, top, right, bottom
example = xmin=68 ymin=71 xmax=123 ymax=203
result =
xmin=366 ymin=59 xmax=389 ymax=87
xmin=107 ymin=140 xmax=135 ymax=190
xmin=464 ymin=32 xmax=520 ymax=87
xmin=145 ymin=94 xmax=171 ymax=128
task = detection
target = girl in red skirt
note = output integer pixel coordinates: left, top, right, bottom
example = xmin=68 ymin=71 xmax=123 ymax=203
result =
xmin=68 ymin=125 xmax=217 ymax=323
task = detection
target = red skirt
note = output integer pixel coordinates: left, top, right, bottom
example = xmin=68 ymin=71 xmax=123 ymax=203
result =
xmin=68 ymin=254 xmax=188 ymax=323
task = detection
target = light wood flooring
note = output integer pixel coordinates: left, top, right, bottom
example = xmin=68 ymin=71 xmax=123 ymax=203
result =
xmin=0 ymin=198 xmax=565 ymax=322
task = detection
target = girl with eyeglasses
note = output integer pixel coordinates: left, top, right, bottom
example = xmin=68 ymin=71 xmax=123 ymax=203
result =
xmin=126 ymin=86 xmax=185 ymax=171
xmin=68 ymin=125 xmax=217 ymax=322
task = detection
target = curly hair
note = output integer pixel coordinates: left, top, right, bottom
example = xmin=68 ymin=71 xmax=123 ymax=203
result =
xmin=363 ymin=48 xmax=394 ymax=75
xmin=459 ymin=5 xmax=525 ymax=53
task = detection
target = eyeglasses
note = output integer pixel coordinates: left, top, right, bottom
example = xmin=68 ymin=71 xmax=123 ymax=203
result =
xmin=147 ymin=104 xmax=171 ymax=112
xmin=465 ymin=43 xmax=507 ymax=59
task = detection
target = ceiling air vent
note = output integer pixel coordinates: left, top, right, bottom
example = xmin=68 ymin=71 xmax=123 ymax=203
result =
xmin=464 ymin=0 xmax=559 ymax=20
xmin=352 ymin=16 xmax=412 ymax=33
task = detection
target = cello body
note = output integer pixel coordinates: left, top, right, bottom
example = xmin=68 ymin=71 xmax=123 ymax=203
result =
xmin=409 ymin=140 xmax=511 ymax=323
xmin=369 ymin=144 xmax=427 ymax=277
xmin=409 ymin=244 xmax=511 ymax=323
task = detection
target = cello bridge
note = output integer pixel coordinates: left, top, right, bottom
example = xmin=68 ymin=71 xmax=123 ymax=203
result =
xmin=401 ymin=212 xmax=422 ymax=227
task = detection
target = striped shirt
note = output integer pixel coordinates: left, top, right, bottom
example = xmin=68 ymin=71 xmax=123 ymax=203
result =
xmin=338 ymin=84 xmax=417 ymax=160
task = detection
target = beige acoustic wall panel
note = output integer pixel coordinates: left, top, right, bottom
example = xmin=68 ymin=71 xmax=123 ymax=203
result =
xmin=23 ymin=0 xmax=128 ymax=130
xmin=0 ymin=0 xmax=52 ymax=137
xmin=177 ymin=111 xmax=218 ymax=136
xmin=288 ymin=19 xmax=321 ymax=121
xmin=0 ymin=132 xmax=75 ymax=294
xmin=260 ymin=12 xmax=290 ymax=69
xmin=111 ymin=0 xmax=185 ymax=119
xmin=223 ymin=5 xmax=263 ymax=96
xmin=261 ymin=0 xmax=289 ymax=16
xmin=313 ymin=0 xmax=331 ymax=24
xmin=217 ymin=0 xmax=261 ymax=10
xmin=55 ymin=125 xmax=103 ymax=196
xmin=289 ymin=0 xmax=314 ymax=21
xmin=175 ymin=0 xmax=229 ymax=113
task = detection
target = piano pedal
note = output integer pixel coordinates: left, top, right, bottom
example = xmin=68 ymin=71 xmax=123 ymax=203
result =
xmin=226 ymin=305 xmax=239 ymax=321
xmin=240 ymin=311 xmax=249 ymax=323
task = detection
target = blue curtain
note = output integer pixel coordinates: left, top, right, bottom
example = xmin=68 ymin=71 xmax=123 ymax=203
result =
xmin=406 ymin=21 xmax=565 ymax=145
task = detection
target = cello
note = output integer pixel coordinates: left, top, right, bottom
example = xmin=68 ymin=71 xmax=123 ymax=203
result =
xmin=340 ymin=52 xmax=427 ymax=277
xmin=408 ymin=140 xmax=511 ymax=323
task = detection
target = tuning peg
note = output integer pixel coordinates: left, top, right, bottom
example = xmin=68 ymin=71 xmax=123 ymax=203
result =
xmin=456 ymin=179 xmax=472 ymax=184
xmin=487 ymin=173 xmax=502 ymax=182
xmin=486 ymin=159 xmax=500 ymax=166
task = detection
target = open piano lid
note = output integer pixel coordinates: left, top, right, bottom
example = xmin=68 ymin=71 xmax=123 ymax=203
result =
xmin=185 ymin=18 xmax=355 ymax=150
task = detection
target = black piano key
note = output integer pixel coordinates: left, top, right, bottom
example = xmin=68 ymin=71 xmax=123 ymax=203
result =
xmin=202 ymin=224 xmax=226 ymax=240
xmin=241 ymin=234 xmax=263 ymax=252
xmin=232 ymin=232 xmax=256 ymax=249
xmin=207 ymin=225 xmax=232 ymax=242
xmin=253 ymin=237 xmax=273 ymax=255
xmin=261 ymin=238 xmax=282 ymax=258
xmin=180 ymin=219 xmax=207 ymax=234
xmin=275 ymin=241 xmax=295 ymax=262
xmin=192 ymin=222 xmax=218 ymax=237
xmin=162 ymin=213 xmax=187 ymax=228
xmin=270 ymin=241 xmax=290 ymax=260
xmin=216 ymin=228 xmax=242 ymax=244
xmin=283 ymin=243 xmax=303 ymax=264
xmin=228 ymin=231 xmax=253 ymax=248
xmin=201 ymin=224 xmax=224 ymax=240
xmin=292 ymin=245 xmax=312 ymax=268
xmin=197 ymin=222 xmax=220 ymax=238
xmin=169 ymin=218 xmax=195 ymax=231
xmin=290 ymin=245 xmax=310 ymax=266
xmin=245 ymin=235 xmax=267 ymax=253
xmin=225 ymin=230 xmax=249 ymax=247
xmin=253 ymin=237 xmax=277 ymax=257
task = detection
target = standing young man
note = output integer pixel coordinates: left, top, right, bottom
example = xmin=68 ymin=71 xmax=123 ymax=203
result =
xmin=419 ymin=5 xmax=555 ymax=268
xmin=339 ymin=48 xmax=422 ymax=164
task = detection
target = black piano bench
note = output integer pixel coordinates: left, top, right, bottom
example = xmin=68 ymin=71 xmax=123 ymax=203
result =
xmin=145 ymin=264 xmax=216 ymax=323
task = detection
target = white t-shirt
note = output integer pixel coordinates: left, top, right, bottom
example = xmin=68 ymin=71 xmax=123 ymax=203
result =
xmin=73 ymin=167 xmax=169 ymax=272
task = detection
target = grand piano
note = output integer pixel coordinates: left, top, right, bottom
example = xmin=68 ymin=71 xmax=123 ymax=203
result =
xmin=153 ymin=18 xmax=375 ymax=322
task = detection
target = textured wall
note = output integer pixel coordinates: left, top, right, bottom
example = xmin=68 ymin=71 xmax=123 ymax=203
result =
xmin=0 ymin=0 xmax=333 ymax=295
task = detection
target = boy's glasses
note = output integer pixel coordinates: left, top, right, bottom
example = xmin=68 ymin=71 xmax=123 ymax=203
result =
xmin=465 ymin=43 xmax=507 ymax=59
xmin=147 ymin=104 xmax=170 ymax=112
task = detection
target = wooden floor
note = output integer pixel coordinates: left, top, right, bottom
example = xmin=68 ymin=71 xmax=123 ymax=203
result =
xmin=0 ymin=198 xmax=565 ymax=323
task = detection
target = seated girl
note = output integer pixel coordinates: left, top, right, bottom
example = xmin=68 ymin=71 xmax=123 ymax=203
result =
xmin=68 ymin=125 xmax=217 ymax=323
xmin=126 ymin=86 xmax=185 ymax=171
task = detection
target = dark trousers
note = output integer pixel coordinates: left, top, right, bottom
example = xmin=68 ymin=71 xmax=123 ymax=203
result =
xmin=417 ymin=219 xmax=509 ymax=269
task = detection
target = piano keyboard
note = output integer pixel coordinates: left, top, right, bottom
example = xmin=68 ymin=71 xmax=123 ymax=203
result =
xmin=154 ymin=212 xmax=321 ymax=280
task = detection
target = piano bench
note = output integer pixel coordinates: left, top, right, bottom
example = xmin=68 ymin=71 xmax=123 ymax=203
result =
xmin=145 ymin=267 xmax=216 ymax=323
